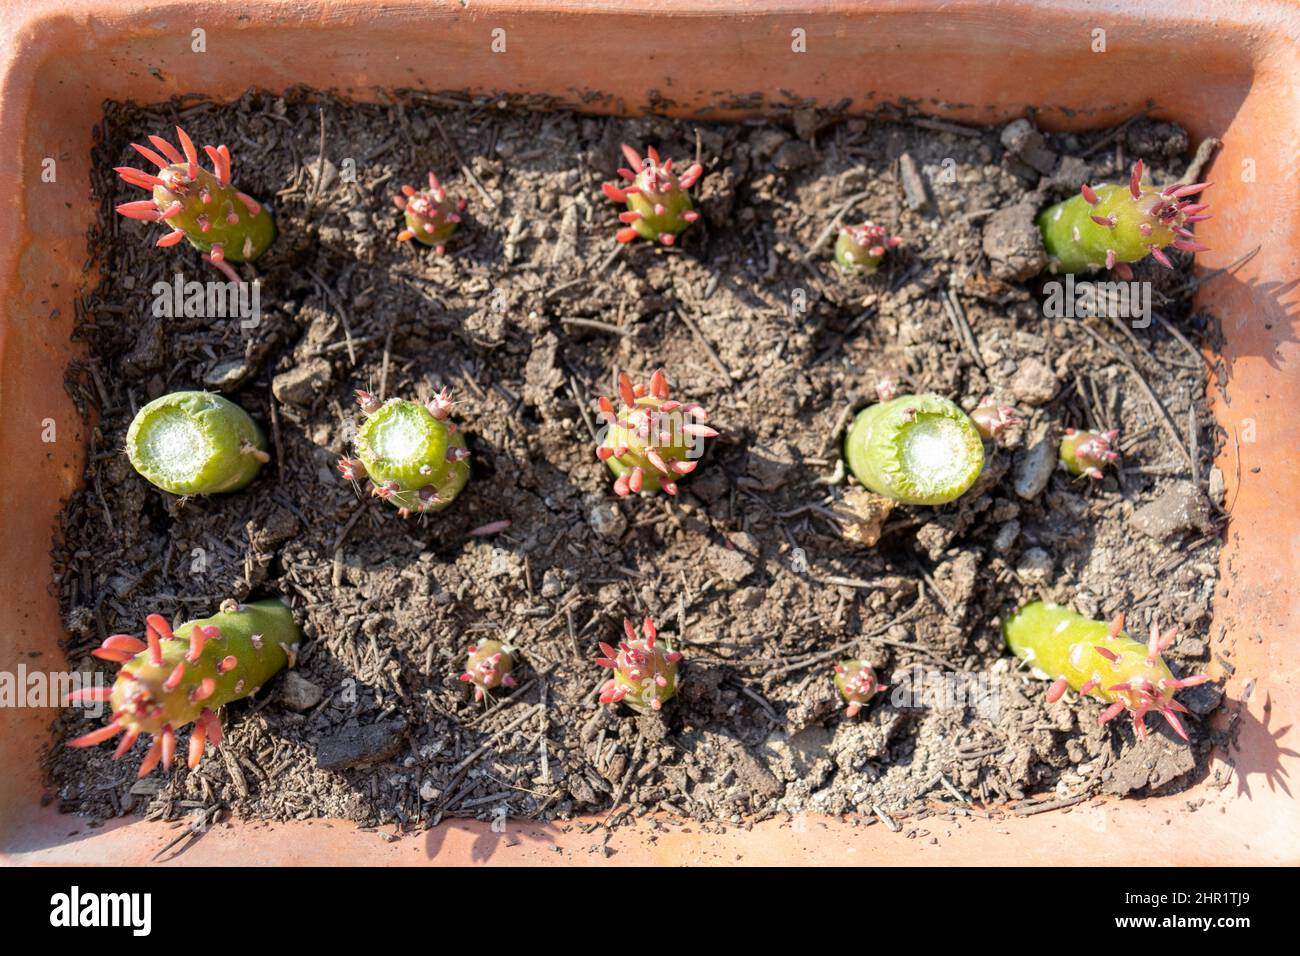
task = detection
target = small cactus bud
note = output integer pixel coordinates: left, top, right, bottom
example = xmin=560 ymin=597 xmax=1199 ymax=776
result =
xmin=595 ymin=368 xmax=717 ymax=497
xmin=340 ymin=388 xmax=470 ymax=517
xmin=1038 ymin=160 xmax=1211 ymax=277
xmin=595 ymin=616 xmax=681 ymax=714
xmin=1004 ymin=601 xmax=1211 ymax=743
xmin=1060 ymin=427 xmax=1119 ymax=479
xmin=394 ymin=171 xmax=466 ymax=254
xmin=67 ymin=599 xmax=301 ymax=776
xmin=125 ymin=391 xmax=269 ymax=495
xmin=459 ymin=640 xmax=517 ymax=703
xmin=114 ymin=126 xmax=275 ymax=283
xmin=834 ymin=221 xmax=903 ymax=274
xmin=603 ymin=144 xmax=703 ymax=246
xmin=844 ymin=394 xmax=985 ymax=505
xmin=969 ymin=397 xmax=1022 ymax=440
xmin=833 ymin=659 xmax=888 ymax=717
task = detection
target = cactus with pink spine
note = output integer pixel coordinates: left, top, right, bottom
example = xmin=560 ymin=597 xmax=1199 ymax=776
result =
xmin=834 ymin=222 xmax=903 ymax=275
xmin=602 ymin=144 xmax=703 ymax=246
xmin=393 ymin=171 xmax=466 ymax=253
xmin=67 ymin=599 xmax=301 ymax=776
xmin=1060 ymin=428 xmax=1119 ymax=479
xmin=114 ymin=126 xmax=275 ymax=284
xmin=595 ymin=616 xmax=682 ymax=713
xmin=834 ymin=660 xmax=889 ymax=717
xmin=459 ymin=640 xmax=517 ymax=703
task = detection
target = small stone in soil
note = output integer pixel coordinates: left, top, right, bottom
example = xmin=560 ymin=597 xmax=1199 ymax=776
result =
xmin=982 ymin=201 xmax=1047 ymax=282
xmin=1008 ymin=356 xmax=1059 ymax=406
xmin=272 ymin=357 xmax=334 ymax=406
xmin=587 ymin=498 xmax=627 ymax=541
xmin=279 ymin=672 xmax=324 ymax=712
xmin=1015 ymin=547 xmax=1053 ymax=583
xmin=1131 ymin=482 xmax=1212 ymax=539
xmin=707 ymin=541 xmax=755 ymax=583
xmin=1013 ymin=431 xmax=1058 ymax=500
xmin=315 ymin=719 xmax=408 ymax=771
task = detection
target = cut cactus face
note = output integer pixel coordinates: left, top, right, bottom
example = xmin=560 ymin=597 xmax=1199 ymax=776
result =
xmin=1004 ymin=601 xmax=1211 ymax=742
xmin=834 ymin=222 xmax=903 ymax=274
xmin=459 ymin=640 xmax=517 ymax=703
xmin=1038 ymin=160 xmax=1211 ymax=278
xmin=67 ymin=599 xmax=301 ymax=776
xmin=339 ymin=388 xmax=471 ymax=517
xmin=844 ymin=394 xmax=985 ymax=505
xmin=126 ymin=391 xmax=269 ymax=496
xmin=595 ymin=616 xmax=681 ymax=714
xmin=1060 ymin=427 xmax=1119 ymax=479
xmin=603 ymin=144 xmax=703 ymax=246
xmin=969 ymin=397 xmax=1022 ymax=441
xmin=595 ymin=368 xmax=718 ymax=497
xmin=114 ymin=126 xmax=275 ymax=284
xmin=394 ymin=171 xmax=465 ymax=253
xmin=834 ymin=659 xmax=888 ymax=717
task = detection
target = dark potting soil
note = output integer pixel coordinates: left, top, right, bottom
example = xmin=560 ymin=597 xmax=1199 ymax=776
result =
xmin=47 ymin=90 xmax=1230 ymax=841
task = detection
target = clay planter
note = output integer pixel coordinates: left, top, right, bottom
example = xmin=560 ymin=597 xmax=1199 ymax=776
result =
xmin=1 ymin=0 xmax=1296 ymax=865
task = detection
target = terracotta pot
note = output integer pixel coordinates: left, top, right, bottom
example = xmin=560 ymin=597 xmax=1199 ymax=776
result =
xmin=1 ymin=0 xmax=1296 ymax=865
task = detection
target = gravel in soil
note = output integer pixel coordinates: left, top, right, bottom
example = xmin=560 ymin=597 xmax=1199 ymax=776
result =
xmin=47 ymin=92 xmax=1227 ymax=833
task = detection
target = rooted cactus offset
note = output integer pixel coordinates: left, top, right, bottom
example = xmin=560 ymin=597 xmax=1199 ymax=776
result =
xmin=595 ymin=368 xmax=718 ymax=497
xmin=459 ymin=640 xmax=517 ymax=702
xmin=394 ymin=171 xmax=466 ymax=253
xmin=969 ymin=397 xmax=1022 ymax=441
xmin=1004 ymin=601 xmax=1210 ymax=742
xmin=67 ymin=599 xmax=301 ymax=776
xmin=834 ymin=660 xmax=888 ymax=717
xmin=844 ymin=394 xmax=985 ymax=505
xmin=114 ymin=126 xmax=275 ymax=284
xmin=126 ymin=391 xmax=269 ymax=496
xmin=603 ymin=144 xmax=703 ymax=246
xmin=338 ymin=388 xmax=470 ymax=517
xmin=834 ymin=222 xmax=903 ymax=274
xmin=1060 ymin=427 xmax=1119 ymax=479
xmin=1038 ymin=160 xmax=1211 ymax=277
xmin=595 ymin=617 xmax=681 ymax=713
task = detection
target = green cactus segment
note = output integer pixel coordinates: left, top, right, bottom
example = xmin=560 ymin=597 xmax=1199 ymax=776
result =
xmin=834 ymin=659 xmax=888 ymax=717
xmin=394 ymin=171 xmax=465 ymax=252
xmin=115 ymin=126 xmax=274 ymax=283
xmin=126 ymin=391 xmax=268 ymax=496
xmin=1037 ymin=160 xmax=1211 ymax=278
xmin=459 ymin=640 xmax=517 ymax=703
xmin=596 ymin=617 xmax=681 ymax=714
xmin=834 ymin=222 xmax=903 ymax=274
xmin=844 ymin=394 xmax=984 ymax=505
xmin=1003 ymin=601 xmax=1210 ymax=742
xmin=604 ymin=144 xmax=703 ymax=246
xmin=341 ymin=390 xmax=470 ymax=517
xmin=596 ymin=368 xmax=717 ymax=497
xmin=68 ymin=599 xmax=301 ymax=776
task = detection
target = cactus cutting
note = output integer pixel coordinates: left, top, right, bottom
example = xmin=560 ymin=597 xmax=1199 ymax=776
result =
xmin=602 ymin=144 xmax=703 ymax=246
xmin=595 ymin=368 xmax=718 ymax=497
xmin=338 ymin=388 xmax=470 ymax=517
xmin=459 ymin=640 xmax=517 ymax=702
xmin=844 ymin=394 xmax=985 ymax=505
xmin=595 ymin=616 xmax=681 ymax=713
xmin=1004 ymin=601 xmax=1211 ymax=742
xmin=394 ymin=171 xmax=466 ymax=253
xmin=67 ymin=599 xmax=301 ymax=776
xmin=114 ymin=126 xmax=275 ymax=284
xmin=834 ymin=222 xmax=903 ymax=274
xmin=1038 ymin=160 xmax=1211 ymax=278
xmin=1060 ymin=427 xmax=1119 ymax=479
xmin=969 ymin=397 xmax=1022 ymax=440
xmin=834 ymin=660 xmax=888 ymax=717
xmin=126 ymin=391 xmax=269 ymax=496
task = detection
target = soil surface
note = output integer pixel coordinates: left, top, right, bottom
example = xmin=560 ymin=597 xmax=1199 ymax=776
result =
xmin=48 ymin=91 xmax=1229 ymax=838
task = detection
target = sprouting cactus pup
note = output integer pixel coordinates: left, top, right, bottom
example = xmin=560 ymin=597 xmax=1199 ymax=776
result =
xmin=67 ymin=599 xmax=301 ymax=776
xmin=115 ymin=126 xmax=275 ymax=284
xmin=595 ymin=616 xmax=681 ymax=714
xmin=394 ymin=171 xmax=465 ymax=253
xmin=834 ymin=660 xmax=888 ymax=717
xmin=595 ymin=368 xmax=718 ymax=497
xmin=1038 ymin=160 xmax=1211 ymax=278
xmin=459 ymin=640 xmax=517 ymax=702
xmin=126 ymin=391 xmax=269 ymax=496
xmin=1060 ymin=427 xmax=1119 ymax=480
xmin=338 ymin=388 xmax=470 ymax=517
xmin=603 ymin=144 xmax=703 ymax=246
xmin=1004 ymin=602 xmax=1210 ymax=742
xmin=844 ymin=394 xmax=985 ymax=505
xmin=834 ymin=222 xmax=903 ymax=275
xmin=969 ymin=397 xmax=1022 ymax=441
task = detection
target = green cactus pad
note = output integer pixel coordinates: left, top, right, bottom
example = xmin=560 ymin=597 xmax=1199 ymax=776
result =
xmin=126 ymin=391 xmax=268 ymax=496
xmin=844 ymin=394 xmax=984 ymax=505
